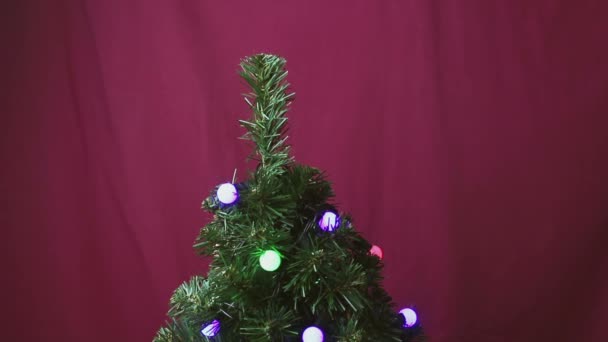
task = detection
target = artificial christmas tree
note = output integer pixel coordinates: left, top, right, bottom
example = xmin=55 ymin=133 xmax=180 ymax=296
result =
xmin=155 ymin=54 xmax=424 ymax=342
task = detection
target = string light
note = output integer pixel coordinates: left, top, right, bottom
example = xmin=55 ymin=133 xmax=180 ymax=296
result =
xmin=217 ymin=183 xmax=238 ymax=204
xmin=259 ymin=250 xmax=282 ymax=271
xmin=370 ymin=245 xmax=383 ymax=259
xmin=399 ymin=308 xmax=418 ymax=328
xmin=318 ymin=211 xmax=338 ymax=231
xmin=302 ymin=326 xmax=324 ymax=342
xmin=201 ymin=319 xmax=220 ymax=337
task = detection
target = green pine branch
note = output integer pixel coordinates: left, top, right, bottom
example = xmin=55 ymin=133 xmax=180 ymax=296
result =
xmin=238 ymin=54 xmax=295 ymax=170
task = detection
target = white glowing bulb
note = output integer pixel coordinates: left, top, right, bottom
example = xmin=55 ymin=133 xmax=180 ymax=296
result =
xmin=399 ymin=308 xmax=418 ymax=327
xmin=302 ymin=326 xmax=324 ymax=342
xmin=217 ymin=183 xmax=238 ymax=204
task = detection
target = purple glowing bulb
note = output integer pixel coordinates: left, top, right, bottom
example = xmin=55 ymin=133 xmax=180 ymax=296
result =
xmin=302 ymin=326 xmax=324 ymax=342
xmin=201 ymin=319 xmax=220 ymax=337
xmin=217 ymin=183 xmax=238 ymax=204
xmin=318 ymin=211 xmax=338 ymax=231
xmin=399 ymin=308 xmax=418 ymax=328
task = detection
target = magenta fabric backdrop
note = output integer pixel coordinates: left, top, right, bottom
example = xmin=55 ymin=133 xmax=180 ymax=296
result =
xmin=2 ymin=1 xmax=607 ymax=341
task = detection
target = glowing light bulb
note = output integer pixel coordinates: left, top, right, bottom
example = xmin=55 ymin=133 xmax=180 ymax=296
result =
xmin=370 ymin=245 xmax=383 ymax=259
xmin=318 ymin=211 xmax=338 ymax=231
xmin=259 ymin=250 xmax=281 ymax=271
xmin=201 ymin=319 xmax=220 ymax=337
xmin=217 ymin=183 xmax=238 ymax=204
xmin=302 ymin=326 xmax=324 ymax=342
xmin=399 ymin=308 xmax=418 ymax=327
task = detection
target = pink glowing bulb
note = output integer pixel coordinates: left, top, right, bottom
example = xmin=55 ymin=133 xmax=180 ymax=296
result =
xmin=370 ymin=245 xmax=383 ymax=259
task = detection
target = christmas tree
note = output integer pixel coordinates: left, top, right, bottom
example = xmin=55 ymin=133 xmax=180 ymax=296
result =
xmin=155 ymin=54 xmax=424 ymax=342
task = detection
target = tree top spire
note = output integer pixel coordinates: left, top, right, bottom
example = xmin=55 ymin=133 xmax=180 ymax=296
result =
xmin=238 ymin=54 xmax=294 ymax=170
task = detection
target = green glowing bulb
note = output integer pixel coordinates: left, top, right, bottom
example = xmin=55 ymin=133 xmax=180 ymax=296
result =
xmin=259 ymin=250 xmax=281 ymax=271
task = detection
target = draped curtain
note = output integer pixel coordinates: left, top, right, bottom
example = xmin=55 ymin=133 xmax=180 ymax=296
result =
xmin=3 ymin=1 xmax=607 ymax=340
